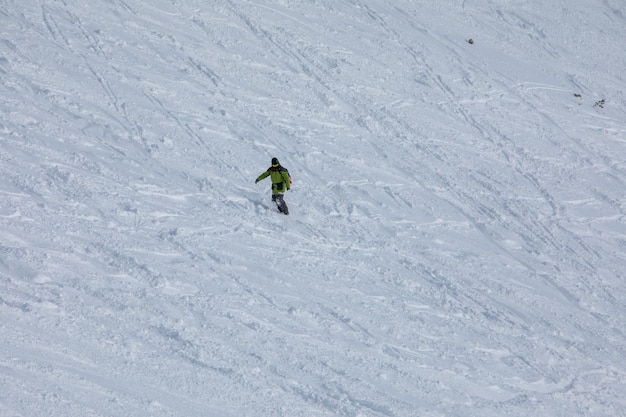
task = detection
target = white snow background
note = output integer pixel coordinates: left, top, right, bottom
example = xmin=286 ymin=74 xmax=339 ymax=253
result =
xmin=1 ymin=1 xmax=625 ymax=416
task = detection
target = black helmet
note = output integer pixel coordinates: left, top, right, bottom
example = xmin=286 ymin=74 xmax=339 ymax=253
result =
xmin=271 ymin=157 xmax=279 ymax=167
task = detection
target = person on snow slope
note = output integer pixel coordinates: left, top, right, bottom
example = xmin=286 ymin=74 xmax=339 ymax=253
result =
xmin=255 ymin=157 xmax=291 ymax=215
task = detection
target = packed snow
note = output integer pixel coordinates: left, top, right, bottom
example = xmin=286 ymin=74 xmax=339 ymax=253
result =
xmin=1 ymin=1 xmax=625 ymax=416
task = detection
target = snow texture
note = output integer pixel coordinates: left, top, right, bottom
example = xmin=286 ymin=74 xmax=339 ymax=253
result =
xmin=1 ymin=1 xmax=625 ymax=416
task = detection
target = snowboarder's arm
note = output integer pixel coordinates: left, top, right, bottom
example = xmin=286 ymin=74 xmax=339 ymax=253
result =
xmin=281 ymin=171 xmax=291 ymax=190
xmin=255 ymin=170 xmax=270 ymax=183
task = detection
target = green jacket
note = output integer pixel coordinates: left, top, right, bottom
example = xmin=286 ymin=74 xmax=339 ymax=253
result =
xmin=256 ymin=166 xmax=291 ymax=195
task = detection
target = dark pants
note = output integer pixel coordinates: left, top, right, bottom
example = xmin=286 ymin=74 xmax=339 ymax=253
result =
xmin=272 ymin=194 xmax=289 ymax=215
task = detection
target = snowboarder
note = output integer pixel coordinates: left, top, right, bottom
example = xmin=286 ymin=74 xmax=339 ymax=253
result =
xmin=255 ymin=157 xmax=291 ymax=215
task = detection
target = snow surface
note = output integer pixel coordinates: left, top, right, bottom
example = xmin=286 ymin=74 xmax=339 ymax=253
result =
xmin=1 ymin=1 xmax=625 ymax=416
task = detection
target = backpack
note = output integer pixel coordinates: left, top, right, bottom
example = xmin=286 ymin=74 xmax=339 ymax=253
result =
xmin=285 ymin=167 xmax=293 ymax=184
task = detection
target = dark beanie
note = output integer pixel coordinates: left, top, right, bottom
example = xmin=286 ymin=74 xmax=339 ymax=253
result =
xmin=271 ymin=157 xmax=279 ymax=166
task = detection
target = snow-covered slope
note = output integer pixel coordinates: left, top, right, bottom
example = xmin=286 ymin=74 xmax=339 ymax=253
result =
xmin=1 ymin=1 xmax=625 ymax=416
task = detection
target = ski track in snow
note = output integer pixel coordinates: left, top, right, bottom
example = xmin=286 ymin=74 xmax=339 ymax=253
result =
xmin=1 ymin=1 xmax=625 ymax=416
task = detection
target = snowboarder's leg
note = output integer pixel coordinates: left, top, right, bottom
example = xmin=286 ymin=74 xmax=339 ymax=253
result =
xmin=274 ymin=194 xmax=289 ymax=215
xmin=272 ymin=194 xmax=282 ymax=213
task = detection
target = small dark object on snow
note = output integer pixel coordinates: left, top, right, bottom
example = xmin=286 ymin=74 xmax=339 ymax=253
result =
xmin=574 ymin=93 xmax=582 ymax=98
xmin=594 ymin=99 xmax=605 ymax=108
xmin=467 ymin=38 xmax=474 ymax=45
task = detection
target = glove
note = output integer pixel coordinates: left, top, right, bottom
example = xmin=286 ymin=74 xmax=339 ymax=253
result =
xmin=255 ymin=179 xmax=259 ymax=184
